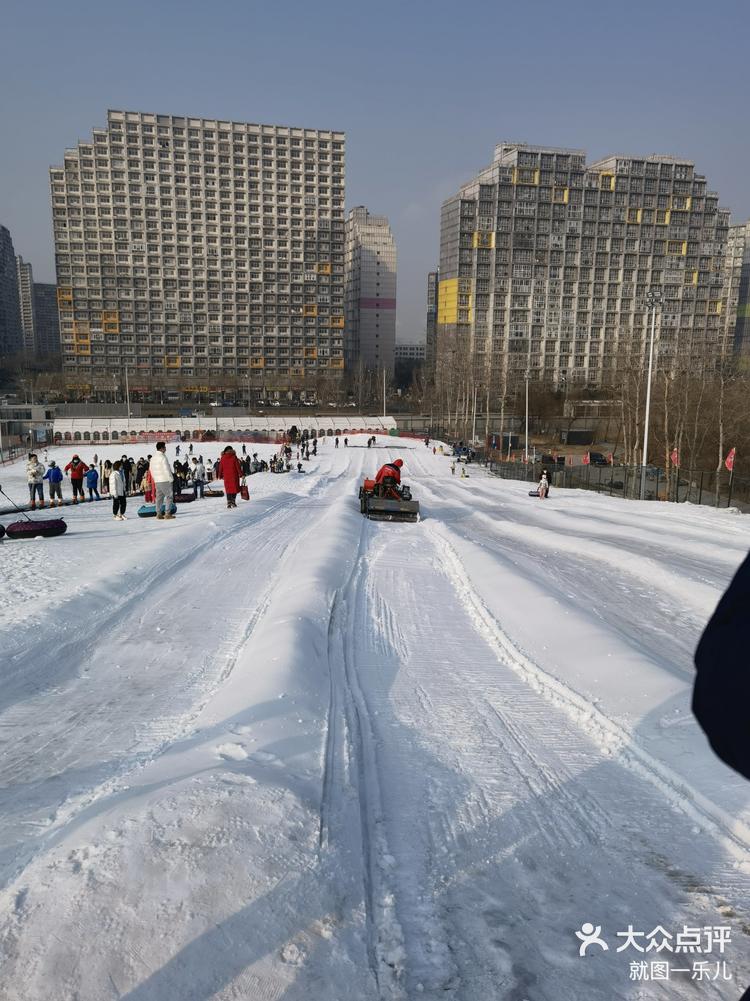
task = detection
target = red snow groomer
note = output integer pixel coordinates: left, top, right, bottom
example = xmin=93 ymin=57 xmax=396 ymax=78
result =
xmin=359 ymin=459 xmax=419 ymax=523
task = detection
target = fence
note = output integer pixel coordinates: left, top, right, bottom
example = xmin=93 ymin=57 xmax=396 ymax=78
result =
xmin=486 ymin=459 xmax=750 ymax=511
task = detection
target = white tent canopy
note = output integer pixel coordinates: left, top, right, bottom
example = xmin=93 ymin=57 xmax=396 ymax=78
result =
xmin=53 ymin=414 xmax=397 ymax=441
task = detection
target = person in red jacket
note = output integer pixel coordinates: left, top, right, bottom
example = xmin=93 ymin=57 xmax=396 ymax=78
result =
xmin=217 ymin=446 xmax=243 ymax=508
xmin=374 ymin=458 xmax=404 ymax=495
xmin=64 ymin=454 xmax=89 ymax=504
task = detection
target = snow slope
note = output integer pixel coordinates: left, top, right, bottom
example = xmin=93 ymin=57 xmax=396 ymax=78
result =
xmin=0 ymin=435 xmax=748 ymax=1001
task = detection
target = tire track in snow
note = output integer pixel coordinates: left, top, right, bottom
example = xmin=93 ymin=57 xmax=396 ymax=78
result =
xmin=321 ymin=521 xmax=408 ymax=1001
xmin=0 ymin=460 xmax=353 ymax=890
xmin=423 ymin=520 xmax=750 ymax=860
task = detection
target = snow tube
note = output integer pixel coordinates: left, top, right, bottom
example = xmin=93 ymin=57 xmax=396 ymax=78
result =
xmin=174 ymin=492 xmax=195 ymax=503
xmin=137 ymin=502 xmax=177 ymax=518
xmin=5 ymin=518 xmax=67 ymax=540
xmin=204 ymin=488 xmax=224 ymax=497
xmin=0 ymin=523 xmax=5 ymax=539
xmin=528 ymin=490 xmax=540 ymax=497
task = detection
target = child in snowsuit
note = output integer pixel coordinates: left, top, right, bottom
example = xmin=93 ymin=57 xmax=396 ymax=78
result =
xmin=86 ymin=466 xmax=100 ymax=501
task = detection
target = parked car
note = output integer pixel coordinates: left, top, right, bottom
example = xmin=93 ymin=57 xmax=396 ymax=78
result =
xmin=589 ymin=451 xmax=609 ymax=466
xmin=541 ymin=454 xmax=566 ymax=466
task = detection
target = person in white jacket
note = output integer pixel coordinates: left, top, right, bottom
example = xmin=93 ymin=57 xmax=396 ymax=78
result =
xmin=149 ymin=441 xmax=174 ymax=520
xmin=26 ymin=454 xmax=46 ymax=509
xmin=109 ymin=460 xmax=127 ymax=520
xmin=191 ymin=457 xmax=206 ymax=499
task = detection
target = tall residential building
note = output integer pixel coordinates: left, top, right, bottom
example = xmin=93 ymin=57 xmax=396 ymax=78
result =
xmin=724 ymin=221 xmax=750 ymax=362
xmin=0 ymin=225 xmax=23 ymax=359
xmin=425 ymin=269 xmax=439 ymax=378
xmin=345 ymin=206 xmax=396 ymax=373
xmin=16 ymin=256 xmax=36 ymax=356
xmin=50 ymin=109 xmax=346 ymax=390
xmin=436 ymin=142 xmax=731 ymax=390
xmin=33 ymin=283 xmax=61 ymax=357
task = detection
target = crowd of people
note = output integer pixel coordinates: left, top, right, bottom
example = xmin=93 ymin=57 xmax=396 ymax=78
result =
xmin=22 ymin=435 xmax=326 ymax=523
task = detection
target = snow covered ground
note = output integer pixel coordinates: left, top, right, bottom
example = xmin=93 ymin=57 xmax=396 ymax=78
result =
xmin=0 ymin=433 xmax=748 ymax=1001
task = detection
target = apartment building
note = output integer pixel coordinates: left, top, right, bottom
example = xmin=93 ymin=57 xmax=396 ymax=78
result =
xmin=33 ymin=283 xmax=61 ymax=357
xmin=51 ymin=109 xmax=346 ymax=391
xmin=437 ymin=142 xmax=731 ymax=389
xmin=16 ymin=256 xmax=35 ymax=356
xmin=724 ymin=221 xmax=750 ymax=362
xmin=345 ymin=206 xmax=396 ymax=373
xmin=425 ymin=269 xmax=438 ymax=379
xmin=0 ymin=225 xmax=23 ymax=358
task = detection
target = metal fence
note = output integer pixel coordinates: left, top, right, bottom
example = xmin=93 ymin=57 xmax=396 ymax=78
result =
xmin=487 ymin=459 xmax=750 ymax=511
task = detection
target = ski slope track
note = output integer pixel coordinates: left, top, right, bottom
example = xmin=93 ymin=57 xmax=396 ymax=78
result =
xmin=0 ymin=435 xmax=748 ymax=1001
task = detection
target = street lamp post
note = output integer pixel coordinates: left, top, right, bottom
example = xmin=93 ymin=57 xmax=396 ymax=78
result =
xmin=640 ymin=290 xmax=662 ymax=500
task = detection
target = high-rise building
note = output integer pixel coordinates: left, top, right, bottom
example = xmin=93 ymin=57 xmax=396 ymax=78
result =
xmin=0 ymin=225 xmax=23 ymax=359
xmin=425 ymin=269 xmax=439 ymax=378
xmin=33 ymin=283 xmax=61 ymax=358
xmin=16 ymin=256 xmax=36 ymax=356
xmin=724 ymin=222 xmax=750 ymax=363
xmin=345 ymin=206 xmax=396 ymax=373
xmin=50 ymin=109 xmax=346 ymax=392
xmin=436 ymin=143 xmax=731 ymax=390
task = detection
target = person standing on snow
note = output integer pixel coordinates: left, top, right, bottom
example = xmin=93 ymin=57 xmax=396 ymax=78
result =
xmin=192 ymin=457 xmax=206 ymax=499
xmin=85 ymin=465 xmax=100 ymax=501
xmin=44 ymin=460 xmax=64 ymax=506
xmin=335 ymin=436 xmax=339 ymax=448
xmin=217 ymin=445 xmax=243 ymax=508
xmin=109 ymin=460 xmax=127 ymax=520
xmin=64 ymin=455 xmax=89 ymax=504
xmin=26 ymin=453 xmax=45 ymax=509
xmin=537 ymin=472 xmax=549 ymax=499
xmin=149 ymin=441 xmax=175 ymax=520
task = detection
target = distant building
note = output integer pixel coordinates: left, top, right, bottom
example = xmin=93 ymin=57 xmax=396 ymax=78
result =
xmin=16 ymin=256 xmax=35 ymax=356
xmin=437 ymin=142 xmax=731 ymax=389
xmin=33 ymin=283 xmax=61 ymax=358
xmin=0 ymin=225 xmax=23 ymax=359
xmin=425 ymin=269 xmax=439 ymax=378
xmin=51 ymin=109 xmax=346 ymax=390
xmin=345 ymin=206 xmax=397 ymax=373
xmin=394 ymin=342 xmax=426 ymax=362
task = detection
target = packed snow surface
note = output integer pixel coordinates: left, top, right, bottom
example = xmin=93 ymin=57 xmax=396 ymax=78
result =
xmin=0 ymin=434 xmax=748 ymax=1001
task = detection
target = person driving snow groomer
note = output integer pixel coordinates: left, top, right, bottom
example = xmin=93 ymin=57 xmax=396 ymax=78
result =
xmin=374 ymin=458 xmax=404 ymax=489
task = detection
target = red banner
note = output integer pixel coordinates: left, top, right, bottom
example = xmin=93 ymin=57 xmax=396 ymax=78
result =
xmin=582 ymin=452 xmax=590 ymax=466
xmin=670 ymin=447 xmax=680 ymax=468
xmin=608 ymin=452 xmax=614 ymax=465
xmin=725 ymin=447 xmax=736 ymax=472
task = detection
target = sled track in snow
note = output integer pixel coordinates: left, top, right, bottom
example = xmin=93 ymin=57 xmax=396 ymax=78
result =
xmin=321 ymin=519 xmax=408 ymax=1001
xmin=423 ymin=520 xmax=750 ymax=859
xmin=0 ymin=462 xmax=355 ymax=890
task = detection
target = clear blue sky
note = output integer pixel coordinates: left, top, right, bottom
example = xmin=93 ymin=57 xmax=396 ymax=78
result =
xmin=2 ymin=0 xmax=749 ymax=342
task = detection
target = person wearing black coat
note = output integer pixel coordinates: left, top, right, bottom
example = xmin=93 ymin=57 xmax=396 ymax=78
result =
xmin=693 ymin=552 xmax=750 ymax=781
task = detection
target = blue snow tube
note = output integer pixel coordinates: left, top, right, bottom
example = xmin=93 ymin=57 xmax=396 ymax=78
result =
xmin=137 ymin=502 xmax=177 ymax=518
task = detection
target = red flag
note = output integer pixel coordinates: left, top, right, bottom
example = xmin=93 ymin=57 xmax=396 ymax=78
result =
xmin=607 ymin=452 xmax=614 ymax=465
xmin=725 ymin=447 xmax=736 ymax=472
xmin=582 ymin=451 xmax=590 ymax=465
xmin=566 ymin=454 xmax=574 ymax=466
xmin=670 ymin=447 xmax=679 ymax=468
